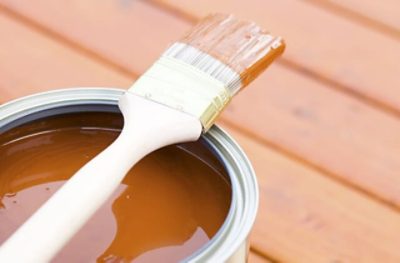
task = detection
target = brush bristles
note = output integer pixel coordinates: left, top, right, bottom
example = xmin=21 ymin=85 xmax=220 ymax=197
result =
xmin=163 ymin=42 xmax=242 ymax=95
xmin=130 ymin=13 xmax=284 ymax=130
xmin=179 ymin=13 xmax=285 ymax=89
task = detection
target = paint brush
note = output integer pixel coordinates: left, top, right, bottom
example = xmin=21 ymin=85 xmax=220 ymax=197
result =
xmin=0 ymin=13 xmax=285 ymax=262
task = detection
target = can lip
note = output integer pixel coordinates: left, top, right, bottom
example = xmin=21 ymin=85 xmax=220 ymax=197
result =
xmin=193 ymin=126 xmax=259 ymax=262
xmin=0 ymin=87 xmax=259 ymax=262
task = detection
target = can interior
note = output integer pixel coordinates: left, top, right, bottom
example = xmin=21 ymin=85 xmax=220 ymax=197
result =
xmin=0 ymin=103 xmax=234 ymax=260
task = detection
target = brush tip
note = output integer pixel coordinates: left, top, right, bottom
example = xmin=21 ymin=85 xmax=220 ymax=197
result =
xmin=180 ymin=13 xmax=285 ymax=88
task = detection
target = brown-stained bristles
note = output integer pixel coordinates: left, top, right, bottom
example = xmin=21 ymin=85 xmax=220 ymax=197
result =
xmin=180 ymin=13 xmax=285 ymax=88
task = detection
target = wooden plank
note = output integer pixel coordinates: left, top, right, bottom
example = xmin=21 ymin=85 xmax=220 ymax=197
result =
xmin=0 ymin=7 xmax=400 ymax=263
xmin=0 ymin=12 xmax=131 ymax=103
xmin=1 ymin=1 xmax=400 ymax=207
xmin=305 ymin=0 xmax=400 ymax=35
xmin=224 ymin=125 xmax=400 ymax=263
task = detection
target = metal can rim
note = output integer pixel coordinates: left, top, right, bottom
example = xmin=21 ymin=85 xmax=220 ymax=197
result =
xmin=0 ymin=87 xmax=259 ymax=262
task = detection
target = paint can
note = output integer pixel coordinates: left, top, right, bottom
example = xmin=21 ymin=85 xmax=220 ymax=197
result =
xmin=0 ymin=88 xmax=258 ymax=262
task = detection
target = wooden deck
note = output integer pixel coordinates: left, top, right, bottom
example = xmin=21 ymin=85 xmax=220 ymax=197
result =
xmin=0 ymin=1 xmax=399 ymax=262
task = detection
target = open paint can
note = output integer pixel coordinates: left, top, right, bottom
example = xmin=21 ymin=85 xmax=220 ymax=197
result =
xmin=0 ymin=88 xmax=258 ymax=262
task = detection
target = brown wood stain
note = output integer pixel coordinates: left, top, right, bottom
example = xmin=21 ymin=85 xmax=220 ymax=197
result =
xmin=0 ymin=112 xmax=231 ymax=262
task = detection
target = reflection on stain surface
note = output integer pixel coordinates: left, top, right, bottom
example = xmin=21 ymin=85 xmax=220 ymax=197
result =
xmin=0 ymin=113 xmax=232 ymax=262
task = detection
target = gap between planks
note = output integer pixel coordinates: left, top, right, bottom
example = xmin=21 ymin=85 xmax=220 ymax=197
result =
xmin=302 ymin=0 xmax=400 ymax=41
xmin=250 ymin=247 xmax=279 ymax=263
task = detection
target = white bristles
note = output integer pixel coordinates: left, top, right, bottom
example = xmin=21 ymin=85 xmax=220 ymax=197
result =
xmin=163 ymin=42 xmax=242 ymax=95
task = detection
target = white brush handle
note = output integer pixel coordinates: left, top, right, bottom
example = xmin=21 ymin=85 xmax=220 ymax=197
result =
xmin=0 ymin=92 xmax=202 ymax=263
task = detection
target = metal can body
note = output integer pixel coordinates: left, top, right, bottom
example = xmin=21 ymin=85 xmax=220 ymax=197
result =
xmin=0 ymin=88 xmax=259 ymax=263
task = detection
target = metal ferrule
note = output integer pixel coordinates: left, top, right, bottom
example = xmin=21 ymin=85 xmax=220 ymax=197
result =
xmin=128 ymin=43 xmax=241 ymax=131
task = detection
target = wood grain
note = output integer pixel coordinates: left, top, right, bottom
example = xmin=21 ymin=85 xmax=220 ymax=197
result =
xmin=1 ymin=0 xmax=399 ymax=207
